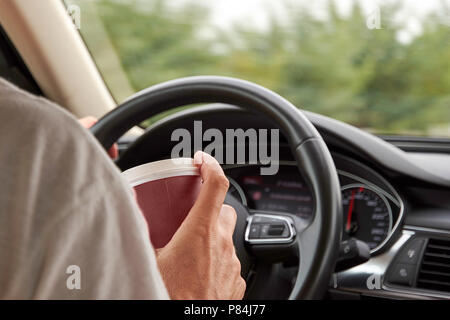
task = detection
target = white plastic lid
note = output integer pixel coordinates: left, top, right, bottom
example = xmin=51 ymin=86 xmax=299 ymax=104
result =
xmin=122 ymin=158 xmax=199 ymax=187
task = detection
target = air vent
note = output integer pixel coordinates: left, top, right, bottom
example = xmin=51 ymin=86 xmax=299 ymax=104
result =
xmin=417 ymin=238 xmax=450 ymax=293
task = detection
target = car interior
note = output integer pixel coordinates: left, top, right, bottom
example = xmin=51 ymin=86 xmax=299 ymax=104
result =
xmin=1 ymin=0 xmax=449 ymax=300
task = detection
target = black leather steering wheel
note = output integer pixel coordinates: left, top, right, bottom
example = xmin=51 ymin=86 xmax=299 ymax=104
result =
xmin=91 ymin=76 xmax=342 ymax=299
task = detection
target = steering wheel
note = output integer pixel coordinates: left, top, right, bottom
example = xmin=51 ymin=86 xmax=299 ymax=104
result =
xmin=91 ymin=76 xmax=342 ymax=299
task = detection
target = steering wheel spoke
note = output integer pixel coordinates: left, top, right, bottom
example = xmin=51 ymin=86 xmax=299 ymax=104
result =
xmin=243 ymin=213 xmax=297 ymax=263
xmin=245 ymin=213 xmax=296 ymax=245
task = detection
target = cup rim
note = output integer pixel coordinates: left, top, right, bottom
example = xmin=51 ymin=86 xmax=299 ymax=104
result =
xmin=122 ymin=158 xmax=199 ymax=187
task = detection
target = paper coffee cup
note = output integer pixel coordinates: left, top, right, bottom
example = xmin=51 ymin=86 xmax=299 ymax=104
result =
xmin=123 ymin=158 xmax=201 ymax=249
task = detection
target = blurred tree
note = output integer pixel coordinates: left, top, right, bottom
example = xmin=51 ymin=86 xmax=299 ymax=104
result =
xmin=93 ymin=0 xmax=217 ymax=90
xmin=72 ymin=0 xmax=450 ymax=137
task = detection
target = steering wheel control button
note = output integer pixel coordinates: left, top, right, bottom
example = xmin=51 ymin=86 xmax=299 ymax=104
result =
xmin=387 ymin=264 xmax=416 ymax=287
xmin=260 ymin=224 xmax=270 ymax=238
xmin=267 ymin=224 xmax=286 ymax=236
xmin=252 ymin=215 xmax=284 ymax=224
xmin=259 ymin=223 xmax=288 ymax=238
xmin=398 ymin=238 xmax=425 ymax=265
xmin=248 ymin=225 xmax=261 ymax=239
xmin=335 ymin=238 xmax=370 ymax=272
xmin=245 ymin=214 xmax=295 ymax=244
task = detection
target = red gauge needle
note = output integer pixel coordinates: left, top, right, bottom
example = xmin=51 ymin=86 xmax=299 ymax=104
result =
xmin=346 ymin=190 xmax=356 ymax=233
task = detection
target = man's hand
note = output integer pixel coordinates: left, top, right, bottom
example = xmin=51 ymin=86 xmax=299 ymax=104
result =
xmin=78 ymin=116 xmax=118 ymax=159
xmin=156 ymin=151 xmax=246 ymax=300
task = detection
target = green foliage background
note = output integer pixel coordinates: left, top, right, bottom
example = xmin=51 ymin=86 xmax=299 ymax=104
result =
xmin=69 ymin=0 xmax=450 ymax=137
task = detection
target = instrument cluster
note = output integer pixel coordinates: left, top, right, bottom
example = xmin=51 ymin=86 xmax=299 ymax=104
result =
xmin=224 ymin=154 xmax=404 ymax=255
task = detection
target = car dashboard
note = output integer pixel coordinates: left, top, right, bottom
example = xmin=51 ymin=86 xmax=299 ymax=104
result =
xmin=117 ymin=104 xmax=450 ymax=300
xmin=224 ymin=154 xmax=404 ymax=256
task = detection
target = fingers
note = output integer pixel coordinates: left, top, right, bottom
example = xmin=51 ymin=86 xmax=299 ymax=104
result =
xmin=229 ymin=251 xmax=246 ymax=300
xmin=190 ymin=151 xmax=230 ymax=221
xmin=219 ymin=205 xmax=237 ymax=236
xmin=78 ymin=116 xmax=98 ymax=128
xmin=219 ymin=205 xmax=243 ymax=299
xmin=78 ymin=116 xmax=118 ymax=160
xmin=108 ymin=143 xmax=119 ymax=159
xmin=220 ymin=206 xmax=245 ymax=300
xmin=233 ymin=277 xmax=247 ymax=300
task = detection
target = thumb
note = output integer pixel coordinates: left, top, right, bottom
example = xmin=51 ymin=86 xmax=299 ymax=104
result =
xmin=188 ymin=151 xmax=229 ymax=222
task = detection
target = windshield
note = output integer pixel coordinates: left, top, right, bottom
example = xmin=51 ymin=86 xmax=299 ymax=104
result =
xmin=65 ymin=0 xmax=450 ymax=137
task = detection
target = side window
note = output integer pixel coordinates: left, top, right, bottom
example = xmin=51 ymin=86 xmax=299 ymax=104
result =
xmin=0 ymin=26 xmax=41 ymax=94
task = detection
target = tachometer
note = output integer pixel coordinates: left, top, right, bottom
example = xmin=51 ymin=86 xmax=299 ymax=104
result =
xmin=341 ymin=184 xmax=393 ymax=252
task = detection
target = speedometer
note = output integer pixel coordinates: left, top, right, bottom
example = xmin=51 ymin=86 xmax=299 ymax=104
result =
xmin=341 ymin=184 xmax=393 ymax=252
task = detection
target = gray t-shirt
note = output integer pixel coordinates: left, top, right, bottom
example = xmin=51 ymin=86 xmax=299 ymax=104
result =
xmin=0 ymin=78 xmax=169 ymax=299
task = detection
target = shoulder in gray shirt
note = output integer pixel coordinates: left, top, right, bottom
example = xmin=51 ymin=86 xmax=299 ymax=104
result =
xmin=0 ymin=78 xmax=168 ymax=299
